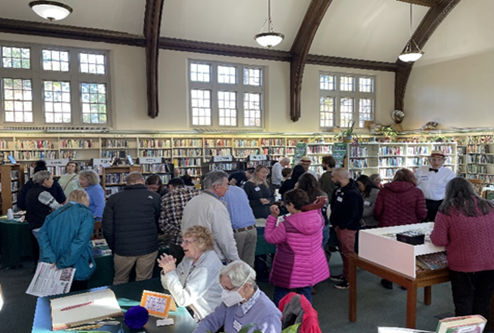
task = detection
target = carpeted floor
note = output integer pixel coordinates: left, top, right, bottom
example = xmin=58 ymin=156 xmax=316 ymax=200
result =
xmin=0 ymin=253 xmax=456 ymax=332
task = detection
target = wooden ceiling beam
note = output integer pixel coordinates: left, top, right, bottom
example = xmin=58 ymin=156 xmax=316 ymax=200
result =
xmin=394 ymin=0 xmax=461 ymax=112
xmin=396 ymin=0 xmax=440 ymax=7
xmin=289 ymin=0 xmax=333 ymax=122
xmin=143 ymin=0 xmax=165 ymax=119
xmin=0 ymin=18 xmax=145 ymax=46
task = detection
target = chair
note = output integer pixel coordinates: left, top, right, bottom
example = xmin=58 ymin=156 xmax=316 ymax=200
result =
xmin=92 ymin=221 xmax=104 ymax=240
xmin=467 ymin=178 xmax=485 ymax=197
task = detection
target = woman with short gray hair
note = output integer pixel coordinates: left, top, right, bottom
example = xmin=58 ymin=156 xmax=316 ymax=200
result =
xmin=79 ymin=170 xmax=105 ymax=220
xmin=26 ymin=170 xmax=62 ymax=265
xmin=193 ymin=260 xmax=281 ymax=333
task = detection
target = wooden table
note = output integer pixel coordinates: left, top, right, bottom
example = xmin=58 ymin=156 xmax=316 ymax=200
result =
xmin=348 ymin=253 xmax=450 ymax=329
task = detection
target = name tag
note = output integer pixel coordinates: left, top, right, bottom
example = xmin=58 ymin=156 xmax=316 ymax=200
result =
xmin=364 ymin=201 xmax=370 ymax=206
xmin=420 ymin=175 xmax=429 ymax=181
xmin=255 ymin=187 xmax=261 ymax=191
xmin=337 ymin=196 xmax=343 ymax=202
xmin=233 ymin=319 xmax=243 ymax=332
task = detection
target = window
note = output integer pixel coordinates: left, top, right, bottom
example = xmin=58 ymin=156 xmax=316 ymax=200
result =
xmin=189 ymin=60 xmax=264 ymax=128
xmin=0 ymin=41 xmax=110 ymax=126
xmin=319 ymin=72 xmax=375 ymax=128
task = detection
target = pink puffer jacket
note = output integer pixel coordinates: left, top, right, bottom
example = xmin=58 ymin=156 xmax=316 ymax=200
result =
xmin=265 ymin=210 xmax=329 ymax=289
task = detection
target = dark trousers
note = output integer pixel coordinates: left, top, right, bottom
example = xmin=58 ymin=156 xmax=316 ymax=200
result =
xmin=273 ymin=286 xmax=313 ymax=307
xmin=425 ymin=199 xmax=443 ymax=221
xmin=31 ymin=233 xmax=40 ymax=266
xmin=449 ymin=269 xmax=494 ymax=324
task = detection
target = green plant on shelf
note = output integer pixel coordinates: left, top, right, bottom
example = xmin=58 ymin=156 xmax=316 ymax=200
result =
xmin=334 ymin=121 xmax=358 ymax=143
xmin=376 ymin=125 xmax=399 ymax=140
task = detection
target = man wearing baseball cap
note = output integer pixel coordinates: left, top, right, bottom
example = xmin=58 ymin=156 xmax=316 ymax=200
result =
xmin=415 ymin=150 xmax=455 ymax=221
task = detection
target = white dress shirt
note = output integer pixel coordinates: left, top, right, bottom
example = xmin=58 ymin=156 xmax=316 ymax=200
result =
xmin=271 ymin=162 xmax=283 ymax=186
xmin=415 ymin=165 xmax=455 ymax=200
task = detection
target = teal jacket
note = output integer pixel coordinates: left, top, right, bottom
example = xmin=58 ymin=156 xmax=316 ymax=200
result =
xmin=38 ymin=202 xmax=96 ymax=281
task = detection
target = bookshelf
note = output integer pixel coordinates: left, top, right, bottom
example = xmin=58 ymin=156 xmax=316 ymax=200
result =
xmin=233 ymin=139 xmax=260 ymax=159
xmin=172 ymin=138 xmax=203 ymax=177
xmin=204 ymin=138 xmax=233 ymax=163
xmin=0 ymin=164 xmax=25 ymax=214
xmin=101 ymin=165 xmax=141 ymax=198
xmin=137 ymin=157 xmax=174 ymax=184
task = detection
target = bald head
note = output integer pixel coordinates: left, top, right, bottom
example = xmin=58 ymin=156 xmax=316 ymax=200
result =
xmin=331 ymin=168 xmax=350 ymax=187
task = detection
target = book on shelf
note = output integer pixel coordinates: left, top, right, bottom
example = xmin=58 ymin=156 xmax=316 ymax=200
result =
xmin=435 ymin=315 xmax=486 ymax=333
xmin=50 ymin=288 xmax=123 ymax=331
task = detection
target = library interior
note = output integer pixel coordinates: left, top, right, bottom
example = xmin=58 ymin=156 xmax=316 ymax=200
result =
xmin=1 ymin=1 xmax=494 ymax=333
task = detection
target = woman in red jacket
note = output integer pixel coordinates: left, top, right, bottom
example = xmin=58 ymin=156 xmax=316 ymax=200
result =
xmin=430 ymin=177 xmax=494 ymax=323
xmin=373 ymin=168 xmax=427 ymax=228
xmin=373 ymin=168 xmax=427 ymax=289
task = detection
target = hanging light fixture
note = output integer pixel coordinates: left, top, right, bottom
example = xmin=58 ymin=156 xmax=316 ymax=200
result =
xmin=398 ymin=4 xmax=424 ymax=62
xmin=254 ymin=0 xmax=284 ymax=48
xmin=29 ymin=0 xmax=73 ymax=22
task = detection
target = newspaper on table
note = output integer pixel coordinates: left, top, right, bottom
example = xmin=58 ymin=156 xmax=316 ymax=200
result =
xmin=26 ymin=262 xmax=75 ymax=297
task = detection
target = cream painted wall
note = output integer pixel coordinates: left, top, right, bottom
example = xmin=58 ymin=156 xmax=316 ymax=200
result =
xmin=403 ymin=0 xmax=494 ymax=131
xmin=0 ymin=32 xmax=395 ymax=133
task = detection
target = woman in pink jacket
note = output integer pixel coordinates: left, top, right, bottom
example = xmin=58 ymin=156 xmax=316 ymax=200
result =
xmin=266 ymin=189 xmax=329 ymax=306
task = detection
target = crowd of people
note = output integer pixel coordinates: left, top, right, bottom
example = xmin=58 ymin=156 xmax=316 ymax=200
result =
xmin=20 ymin=149 xmax=494 ymax=332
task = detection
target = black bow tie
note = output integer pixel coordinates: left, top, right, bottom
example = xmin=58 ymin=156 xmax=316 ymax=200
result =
xmin=429 ymin=168 xmax=438 ymax=173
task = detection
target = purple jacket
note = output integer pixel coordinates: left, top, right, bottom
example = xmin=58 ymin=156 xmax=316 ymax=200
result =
xmin=265 ymin=210 xmax=329 ymax=289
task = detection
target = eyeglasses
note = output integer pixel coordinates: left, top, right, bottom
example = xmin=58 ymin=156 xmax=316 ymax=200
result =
xmin=181 ymin=239 xmax=197 ymax=245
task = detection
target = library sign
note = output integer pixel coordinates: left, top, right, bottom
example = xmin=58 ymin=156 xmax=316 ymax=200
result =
xmin=213 ymin=156 xmax=233 ymax=162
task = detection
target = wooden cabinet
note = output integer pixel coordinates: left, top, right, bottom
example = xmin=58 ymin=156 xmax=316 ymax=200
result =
xmin=0 ymin=164 xmax=25 ymax=214
xmin=101 ymin=165 xmax=141 ymax=198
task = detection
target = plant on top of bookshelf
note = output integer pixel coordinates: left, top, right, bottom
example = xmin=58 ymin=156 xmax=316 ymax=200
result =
xmin=334 ymin=121 xmax=358 ymax=143
xmin=376 ymin=125 xmax=399 ymax=141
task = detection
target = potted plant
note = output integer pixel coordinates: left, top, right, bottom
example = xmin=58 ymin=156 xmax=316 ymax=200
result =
xmin=334 ymin=121 xmax=357 ymax=143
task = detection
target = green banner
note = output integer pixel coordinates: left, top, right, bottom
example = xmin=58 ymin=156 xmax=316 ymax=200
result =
xmin=333 ymin=142 xmax=347 ymax=168
xmin=292 ymin=142 xmax=308 ymax=165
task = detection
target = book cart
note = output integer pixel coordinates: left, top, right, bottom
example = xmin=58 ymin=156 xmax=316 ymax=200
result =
xmin=348 ymin=223 xmax=450 ymax=329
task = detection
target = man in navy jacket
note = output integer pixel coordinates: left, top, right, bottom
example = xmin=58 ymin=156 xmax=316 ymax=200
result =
xmin=329 ymin=168 xmax=363 ymax=289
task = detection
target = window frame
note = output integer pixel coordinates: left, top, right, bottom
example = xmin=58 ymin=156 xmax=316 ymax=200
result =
xmin=188 ymin=59 xmax=264 ymax=129
xmin=0 ymin=41 xmax=111 ymax=127
xmin=319 ymin=72 xmax=376 ymax=129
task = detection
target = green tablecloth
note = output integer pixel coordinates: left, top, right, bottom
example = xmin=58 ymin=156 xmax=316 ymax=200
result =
xmin=0 ymin=219 xmax=32 ymax=268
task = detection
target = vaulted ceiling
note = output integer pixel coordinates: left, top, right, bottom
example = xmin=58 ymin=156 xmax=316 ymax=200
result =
xmin=0 ymin=0 xmax=469 ymax=120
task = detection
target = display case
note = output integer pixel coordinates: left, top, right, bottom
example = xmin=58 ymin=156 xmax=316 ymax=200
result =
xmin=358 ymin=222 xmax=445 ymax=278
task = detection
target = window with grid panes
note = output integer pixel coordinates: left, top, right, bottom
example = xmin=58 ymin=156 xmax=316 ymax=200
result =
xmin=189 ymin=60 xmax=264 ymax=128
xmin=319 ymin=72 xmax=375 ymax=128
xmin=0 ymin=41 xmax=111 ymax=126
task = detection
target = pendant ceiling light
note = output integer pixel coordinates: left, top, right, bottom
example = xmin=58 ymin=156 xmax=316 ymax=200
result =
xmin=398 ymin=4 xmax=424 ymax=62
xmin=29 ymin=0 xmax=73 ymax=22
xmin=254 ymin=0 xmax=284 ymax=48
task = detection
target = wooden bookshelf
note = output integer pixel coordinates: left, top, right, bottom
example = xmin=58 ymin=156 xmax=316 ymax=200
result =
xmin=0 ymin=164 xmax=25 ymax=214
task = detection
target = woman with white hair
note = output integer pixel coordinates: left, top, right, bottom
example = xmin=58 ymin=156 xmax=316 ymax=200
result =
xmin=79 ymin=170 xmax=105 ymax=220
xmin=193 ymin=261 xmax=281 ymax=333
xmin=157 ymin=226 xmax=223 ymax=321
xmin=38 ymin=189 xmax=96 ymax=292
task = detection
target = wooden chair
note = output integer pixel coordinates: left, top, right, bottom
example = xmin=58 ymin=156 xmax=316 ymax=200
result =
xmin=467 ymin=178 xmax=485 ymax=197
xmin=92 ymin=221 xmax=104 ymax=240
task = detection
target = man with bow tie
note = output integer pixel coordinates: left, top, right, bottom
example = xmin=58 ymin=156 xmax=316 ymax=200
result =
xmin=415 ymin=150 xmax=455 ymax=221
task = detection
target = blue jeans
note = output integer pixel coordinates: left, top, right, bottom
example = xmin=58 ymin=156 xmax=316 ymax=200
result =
xmin=322 ymin=224 xmax=330 ymax=249
xmin=273 ymin=286 xmax=313 ymax=307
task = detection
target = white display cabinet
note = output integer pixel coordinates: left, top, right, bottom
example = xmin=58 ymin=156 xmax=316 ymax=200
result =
xmin=359 ymin=222 xmax=445 ymax=278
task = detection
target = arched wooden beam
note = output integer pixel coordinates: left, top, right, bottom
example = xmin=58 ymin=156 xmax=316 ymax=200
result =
xmin=290 ymin=0 xmax=333 ymax=122
xmin=394 ymin=0 xmax=461 ymax=111
xmin=144 ymin=0 xmax=165 ymax=119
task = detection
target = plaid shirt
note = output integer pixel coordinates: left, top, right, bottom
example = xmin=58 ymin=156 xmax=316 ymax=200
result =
xmin=159 ymin=187 xmax=199 ymax=245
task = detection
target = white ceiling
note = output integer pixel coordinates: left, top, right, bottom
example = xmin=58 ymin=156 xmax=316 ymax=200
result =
xmin=0 ymin=0 xmax=491 ymax=64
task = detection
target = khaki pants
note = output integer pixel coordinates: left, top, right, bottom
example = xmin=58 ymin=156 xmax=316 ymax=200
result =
xmin=233 ymin=228 xmax=257 ymax=268
xmin=113 ymin=251 xmax=158 ymax=285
